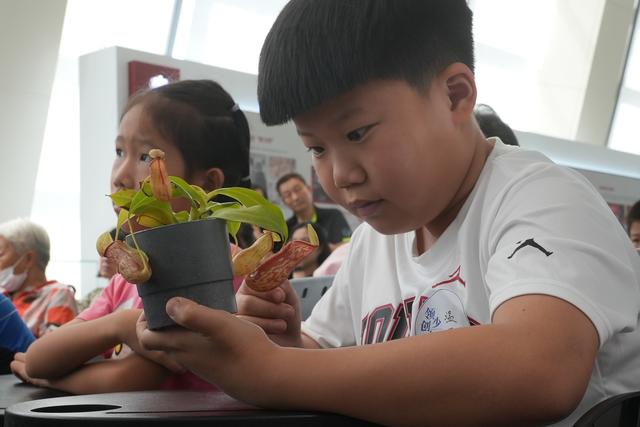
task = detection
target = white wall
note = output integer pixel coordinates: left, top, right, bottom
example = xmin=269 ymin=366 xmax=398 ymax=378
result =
xmin=0 ymin=0 xmax=66 ymax=222
xmin=517 ymin=130 xmax=640 ymax=204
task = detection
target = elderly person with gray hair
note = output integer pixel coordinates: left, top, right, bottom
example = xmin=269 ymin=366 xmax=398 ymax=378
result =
xmin=0 ymin=218 xmax=77 ymax=337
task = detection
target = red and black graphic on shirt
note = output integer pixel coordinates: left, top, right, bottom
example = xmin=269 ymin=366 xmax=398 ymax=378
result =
xmin=361 ymin=298 xmax=415 ymax=344
xmin=361 ymin=266 xmax=479 ymax=344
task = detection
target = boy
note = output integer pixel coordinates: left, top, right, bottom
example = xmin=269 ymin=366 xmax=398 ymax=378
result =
xmin=138 ymin=1 xmax=640 ymax=426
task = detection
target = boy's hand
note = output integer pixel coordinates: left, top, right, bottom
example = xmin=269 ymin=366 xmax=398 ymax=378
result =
xmin=235 ymin=279 xmax=303 ymax=348
xmin=114 ymin=309 xmax=185 ymax=373
xmin=11 ymin=352 xmax=51 ymax=388
xmin=137 ymin=298 xmax=281 ymax=403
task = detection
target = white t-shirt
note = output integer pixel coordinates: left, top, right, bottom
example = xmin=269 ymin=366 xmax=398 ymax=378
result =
xmin=302 ymin=140 xmax=640 ymax=426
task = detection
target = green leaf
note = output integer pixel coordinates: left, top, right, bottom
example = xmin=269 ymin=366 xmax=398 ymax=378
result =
xmin=175 ymin=210 xmax=190 ymax=223
xmin=116 ymin=208 xmax=131 ymax=235
xmin=207 ymin=187 xmax=268 ymax=207
xmin=226 ymin=220 xmax=241 ymax=245
xmin=140 ymin=179 xmax=152 ymax=196
xmin=129 ymin=189 xmax=153 ymax=213
xmin=206 ymin=187 xmax=287 ymax=240
xmin=131 ymin=199 xmax=176 ymax=225
xmin=109 ymin=189 xmax=137 ymax=208
xmin=170 ymin=176 xmax=206 ymax=208
xmin=210 ymin=204 xmax=287 ymax=241
xmin=201 ymin=201 xmax=241 ymax=216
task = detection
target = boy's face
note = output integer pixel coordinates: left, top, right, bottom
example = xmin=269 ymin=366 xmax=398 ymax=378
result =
xmin=294 ymin=73 xmax=479 ymax=235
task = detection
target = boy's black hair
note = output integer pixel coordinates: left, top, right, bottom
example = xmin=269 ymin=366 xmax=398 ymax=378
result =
xmin=474 ymin=104 xmax=519 ymax=147
xmin=276 ymin=172 xmax=307 ymax=195
xmin=123 ymin=80 xmax=251 ymax=189
xmin=258 ymin=0 xmax=474 ymax=125
xmin=627 ymin=200 xmax=640 ymax=233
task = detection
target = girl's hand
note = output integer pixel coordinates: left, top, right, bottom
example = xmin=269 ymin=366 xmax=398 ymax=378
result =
xmin=11 ymin=353 xmax=51 ymax=388
xmin=235 ymin=279 xmax=303 ymax=348
xmin=136 ymin=298 xmax=282 ymax=405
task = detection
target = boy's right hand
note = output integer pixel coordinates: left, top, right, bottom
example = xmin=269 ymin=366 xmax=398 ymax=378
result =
xmin=235 ymin=279 xmax=303 ymax=348
xmin=115 ymin=309 xmax=185 ymax=373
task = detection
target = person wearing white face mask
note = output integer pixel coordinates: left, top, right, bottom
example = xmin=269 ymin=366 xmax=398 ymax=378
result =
xmin=0 ymin=218 xmax=77 ymax=337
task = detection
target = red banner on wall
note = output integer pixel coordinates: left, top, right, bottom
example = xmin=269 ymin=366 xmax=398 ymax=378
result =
xmin=128 ymin=61 xmax=180 ymax=95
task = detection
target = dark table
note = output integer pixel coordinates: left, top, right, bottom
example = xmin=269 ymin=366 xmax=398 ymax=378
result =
xmin=0 ymin=375 xmax=70 ymax=427
xmin=4 ymin=385 xmax=379 ymax=426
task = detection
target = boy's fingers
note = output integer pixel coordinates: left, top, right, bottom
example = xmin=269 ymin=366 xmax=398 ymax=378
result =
xmin=237 ymin=281 xmax=286 ymax=303
xmin=166 ymin=297 xmax=231 ymax=335
xmin=236 ymin=293 xmax=295 ymax=320
xmin=140 ymin=297 xmax=234 ymax=353
xmin=236 ymin=315 xmax=287 ymax=334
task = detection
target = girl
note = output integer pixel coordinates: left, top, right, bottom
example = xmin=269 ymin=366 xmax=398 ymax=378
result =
xmin=11 ymin=79 xmax=251 ymax=393
xmin=290 ymin=222 xmax=331 ymax=278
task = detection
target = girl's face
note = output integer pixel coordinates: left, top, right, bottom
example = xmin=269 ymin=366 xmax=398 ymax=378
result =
xmin=111 ymin=103 xmax=189 ymax=215
xmin=291 ymin=227 xmax=320 ymax=266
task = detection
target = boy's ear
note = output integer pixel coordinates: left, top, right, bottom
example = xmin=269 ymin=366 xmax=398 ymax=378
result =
xmin=202 ymin=167 xmax=226 ymax=191
xmin=441 ymin=62 xmax=477 ymax=123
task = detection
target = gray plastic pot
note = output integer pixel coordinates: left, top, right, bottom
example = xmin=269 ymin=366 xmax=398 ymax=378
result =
xmin=126 ymin=218 xmax=236 ymax=330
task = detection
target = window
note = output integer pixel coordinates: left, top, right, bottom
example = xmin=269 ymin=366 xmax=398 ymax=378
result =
xmin=32 ymin=0 xmax=175 ymax=292
xmin=469 ymin=0 xmax=606 ymax=140
xmin=608 ymin=12 xmax=640 ymax=155
xmin=172 ymin=0 xmax=289 ymax=74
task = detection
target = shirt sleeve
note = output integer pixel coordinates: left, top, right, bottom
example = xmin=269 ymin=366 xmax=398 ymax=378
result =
xmin=0 ymin=294 xmax=35 ymax=352
xmin=77 ymin=276 xmax=120 ymax=321
xmin=41 ymin=286 xmax=78 ymax=336
xmin=483 ymin=164 xmax=640 ymax=348
xmin=302 ymin=228 xmax=363 ymax=347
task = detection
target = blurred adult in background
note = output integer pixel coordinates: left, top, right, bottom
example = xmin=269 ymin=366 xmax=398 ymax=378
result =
xmin=474 ymin=103 xmax=519 ymax=146
xmin=276 ymin=172 xmax=352 ymax=250
xmin=290 ymin=222 xmax=331 ymax=278
xmin=627 ymin=200 xmax=640 ymax=249
xmin=0 ymin=218 xmax=77 ymax=337
xmin=0 ymin=293 xmax=34 ymax=374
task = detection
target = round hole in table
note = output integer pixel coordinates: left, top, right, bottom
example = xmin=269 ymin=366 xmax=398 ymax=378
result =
xmin=31 ymin=404 xmax=121 ymax=413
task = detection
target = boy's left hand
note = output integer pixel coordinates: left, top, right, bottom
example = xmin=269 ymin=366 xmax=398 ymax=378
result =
xmin=136 ymin=297 xmax=281 ymax=403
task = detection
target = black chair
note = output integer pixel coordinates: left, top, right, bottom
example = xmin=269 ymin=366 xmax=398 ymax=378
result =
xmin=573 ymin=391 xmax=640 ymax=427
xmin=290 ymin=276 xmax=334 ymax=320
